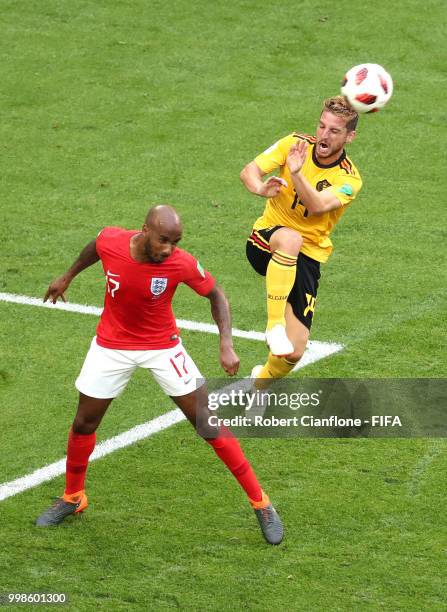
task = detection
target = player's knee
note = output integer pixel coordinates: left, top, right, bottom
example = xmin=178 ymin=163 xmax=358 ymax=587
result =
xmin=271 ymin=228 xmax=303 ymax=255
xmin=72 ymin=415 xmax=101 ymax=435
xmin=197 ymin=417 xmax=220 ymax=441
xmin=288 ymin=350 xmax=304 ymax=363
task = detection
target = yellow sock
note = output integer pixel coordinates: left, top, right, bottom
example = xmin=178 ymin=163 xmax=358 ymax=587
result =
xmin=266 ymin=250 xmax=297 ymax=329
xmin=255 ymin=353 xmax=297 ymax=389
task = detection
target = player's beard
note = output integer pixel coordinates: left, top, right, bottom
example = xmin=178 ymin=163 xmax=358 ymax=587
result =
xmin=144 ymin=243 xmax=159 ymax=263
xmin=145 ymin=244 xmax=169 ymax=263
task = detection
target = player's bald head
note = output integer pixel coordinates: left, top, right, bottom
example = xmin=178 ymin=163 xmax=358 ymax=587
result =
xmin=139 ymin=205 xmax=182 ymax=263
xmin=145 ymin=205 xmax=182 ymax=233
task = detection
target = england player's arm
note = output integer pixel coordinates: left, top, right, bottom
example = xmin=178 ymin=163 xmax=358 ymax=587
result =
xmin=184 ymin=257 xmax=240 ymax=376
xmin=44 ymin=239 xmax=99 ymax=304
xmin=205 ymin=285 xmax=240 ymax=376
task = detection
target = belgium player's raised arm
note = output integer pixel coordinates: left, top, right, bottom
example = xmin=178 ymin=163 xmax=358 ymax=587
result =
xmin=286 ymin=141 xmax=345 ymax=216
xmin=205 ymin=285 xmax=240 ymax=376
xmin=240 ymin=161 xmax=287 ymax=199
xmin=291 ymin=172 xmax=343 ymax=216
xmin=240 ymin=135 xmax=292 ymax=199
xmin=44 ymin=238 xmax=100 ymax=304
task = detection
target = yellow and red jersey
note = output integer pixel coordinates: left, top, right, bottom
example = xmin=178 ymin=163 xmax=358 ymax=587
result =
xmin=253 ymin=133 xmax=362 ymax=262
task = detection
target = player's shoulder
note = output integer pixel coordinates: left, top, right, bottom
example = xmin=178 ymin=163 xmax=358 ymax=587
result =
xmin=171 ymin=247 xmax=197 ymax=267
xmin=96 ymin=227 xmax=137 ymax=255
xmin=338 ymin=152 xmax=362 ymax=182
xmin=166 ymin=247 xmax=201 ymax=280
xmin=278 ymin=132 xmax=315 ymax=148
xmin=293 ymin=132 xmax=316 ymax=145
xmin=97 ymin=226 xmax=128 ymax=240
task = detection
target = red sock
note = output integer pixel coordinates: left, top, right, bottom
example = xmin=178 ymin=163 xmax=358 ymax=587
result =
xmin=206 ymin=426 xmax=263 ymax=502
xmin=64 ymin=428 xmax=96 ymax=495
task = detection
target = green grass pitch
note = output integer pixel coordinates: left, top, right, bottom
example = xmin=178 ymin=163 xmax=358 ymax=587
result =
xmin=0 ymin=0 xmax=446 ymax=609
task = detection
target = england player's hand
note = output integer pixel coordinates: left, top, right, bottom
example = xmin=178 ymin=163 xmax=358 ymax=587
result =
xmin=220 ymin=346 xmax=240 ymax=376
xmin=44 ymin=275 xmax=71 ymax=304
xmin=259 ymin=176 xmax=288 ymax=198
xmin=287 ymin=141 xmax=307 ymax=175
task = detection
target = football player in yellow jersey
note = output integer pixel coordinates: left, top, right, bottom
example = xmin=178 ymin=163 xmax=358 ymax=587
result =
xmin=240 ymin=96 xmax=362 ymax=384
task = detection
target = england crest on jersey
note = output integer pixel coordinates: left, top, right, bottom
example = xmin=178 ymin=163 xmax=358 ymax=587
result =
xmin=150 ymin=277 xmax=168 ymax=296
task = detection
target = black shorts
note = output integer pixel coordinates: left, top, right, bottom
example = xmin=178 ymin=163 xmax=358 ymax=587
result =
xmin=246 ymin=226 xmax=321 ymax=330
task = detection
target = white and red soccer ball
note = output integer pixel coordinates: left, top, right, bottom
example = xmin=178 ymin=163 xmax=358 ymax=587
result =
xmin=341 ymin=63 xmax=393 ymax=113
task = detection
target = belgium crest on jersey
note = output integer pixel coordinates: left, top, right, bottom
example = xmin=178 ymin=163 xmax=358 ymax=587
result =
xmin=150 ymin=277 xmax=168 ymax=296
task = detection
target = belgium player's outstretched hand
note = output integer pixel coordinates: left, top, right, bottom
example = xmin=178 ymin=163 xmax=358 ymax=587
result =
xmin=220 ymin=345 xmax=240 ymax=376
xmin=286 ymin=140 xmax=307 ymax=175
xmin=261 ymin=176 xmax=288 ymax=198
xmin=44 ymin=275 xmax=71 ymax=304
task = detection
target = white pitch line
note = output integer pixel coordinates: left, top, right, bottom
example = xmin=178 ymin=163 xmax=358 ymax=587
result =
xmin=0 ymin=410 xmax=185 ymax=502
xmin=0 ymin=291 xmax=344 ymax=502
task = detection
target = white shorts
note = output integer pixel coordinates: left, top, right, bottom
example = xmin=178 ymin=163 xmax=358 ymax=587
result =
xmin=75 ymin=337 xmax=204 ymax=399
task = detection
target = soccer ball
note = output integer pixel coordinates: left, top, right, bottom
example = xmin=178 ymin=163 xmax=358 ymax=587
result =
xmin=341 ymin=64 xmax=393 ymax=113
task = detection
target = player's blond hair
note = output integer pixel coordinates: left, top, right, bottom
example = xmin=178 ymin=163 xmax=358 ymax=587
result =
xmin=323 ymin=95 xmax=358 ymax=131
